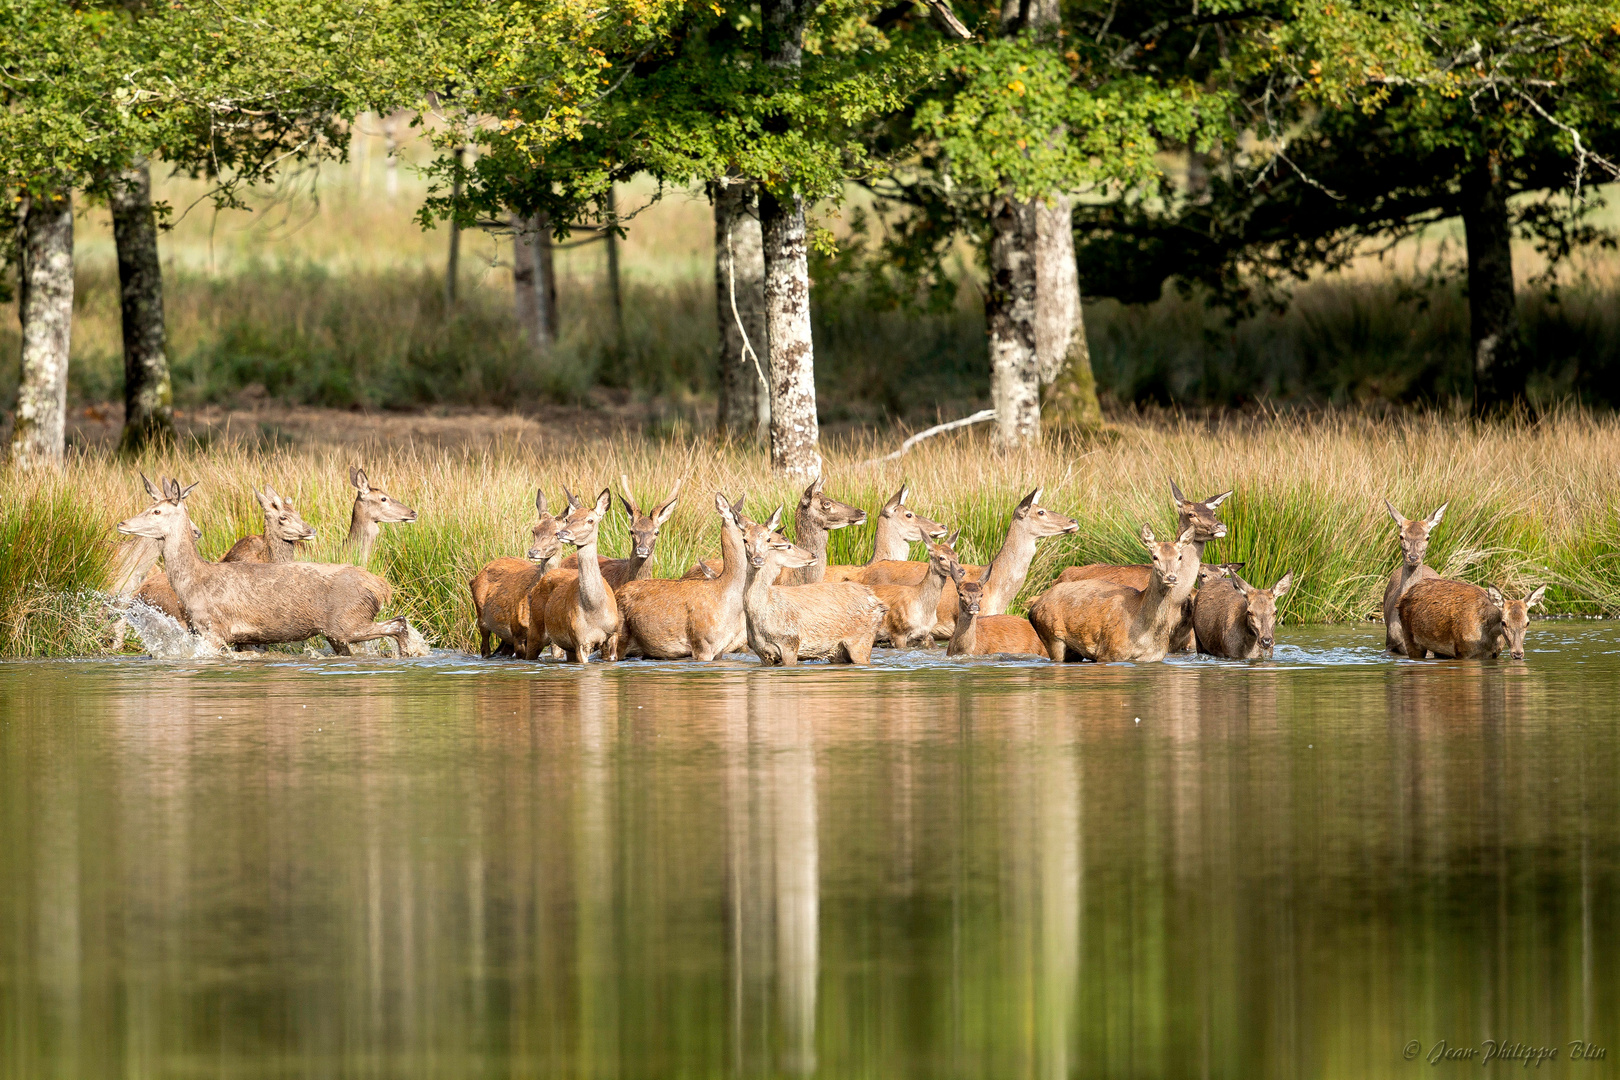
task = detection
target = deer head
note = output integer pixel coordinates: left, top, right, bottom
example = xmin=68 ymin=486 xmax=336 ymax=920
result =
xmin=1488 ymin=584 xmax=1546 ymax=660
xmin=1232 ymin=570 xmax=1293 ymax=652
xmin=880 ymin=483 xmax=948 ymax=543
xmin=799 ymin=475 xmax=867 ymax=532
xmin=1015 ymin=487 xmax=1080 ymax=537
xmin=556 ymin=486 xmax=613 ymax=549
xmin=745 ymin=506 xmax=814 ymax=571
xmin=526 ymin=487 xmax=564 ymax=563
xmin=1140 ymin=523 xmax=1197 ymax=587
xmin=1170 ymin=481 xmax=1232 ymax=542
xmin=119 ymin=476 xmax=200 ymax=541
xmin=1385 ymin=499 xmax=1446 ymax=569
xmin=255 ymin=486 xmax=317 ymax=544
xmin=351 ymin=466 xmax=418 ymax=525
xmin=620 ymin=474 xmax=682 ymax=560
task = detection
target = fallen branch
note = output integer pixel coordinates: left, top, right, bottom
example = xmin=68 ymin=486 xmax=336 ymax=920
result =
xmin=861 ymin=409 xmax=996 ymax=465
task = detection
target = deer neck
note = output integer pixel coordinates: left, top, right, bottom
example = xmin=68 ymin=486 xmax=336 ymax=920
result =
xmin=533 ymin=553 xmax=560 ymax=575
xmin=980 ymin=519 xmax=1038 ymax=612
xmin=785 ymin=505 xmax=827 ymax=585
xmin=628 ymin=549 xmax=657 ymax=581
xmin=1135 ymin=570 xmax=1180 ymax=638
xmin=743 ymin=555 xmax=781 ymax=617
xmin=868 ymin=516 xmax=909 ymax=564
xmin=159 ymin=519 xmax=208 ymax=598
xmin=1396 ymin=561 xmax=1426 ymax=591
xmin=715 ymin=524 xmax=749 ymax=608
xmin=950 ymin=612 xmax=977 ymax=654
xmin=917 ymin=559 xmax=949 ymax=612
xmin=573 ymin=535 xmax=610 ymax=613
xmin=265 ymin=526 xmax=298 ymax=563
xmin=347 ymin=503 xmax=378 ymax=559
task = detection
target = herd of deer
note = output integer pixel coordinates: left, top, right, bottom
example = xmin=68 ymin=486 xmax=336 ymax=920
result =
xmin=106 ymin=468 xmax=1543 ymax=663
xmin=464 ymin=477 xmax=1545 ymax=666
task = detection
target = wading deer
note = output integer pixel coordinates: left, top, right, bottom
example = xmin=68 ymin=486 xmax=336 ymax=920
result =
xmin=347 ymin=466 xmax=418 ymax=562
xmin=1055 ymin=482 xmax=1231 ymax=652
xmin=117 ymin=477 xmax=410 ymax=655
xmin=221 ymin=486 xmax=316 ymax=563
xmin=1029 ymin=524 xmax=1198 ymax=663
xmin=108 ymin=474 xmax=197 ymax=643
xmin=1193 ymin=567 xmax=1294 ymax=659
xmin=561 ymin=475 xmax=681 ymax=587
xmin=1397 ymin=580 xmax=1545 ymax=660
xmin=822 ymin=483 xmax=947 ymax=582
xmin=741 ymin=508 xmax=887 ymax=665
xmin=685 ymin=475 xmax=865 ymax=583
xmin=469 ymin=487 xmax=564 ymax=658
xmin=540 ymin=487 xmax=620 ymax=662
xmin=869 ymin=533 xmax=959 ymax=648
xmin=861 ymin=488 xmax=1078 ymax=637
xmin=608 ymin=494 xmax=751 ymax=661
xmin=1382 ymin=500 xmax=1446 ymax=654
xmin=946 ymin=565 xmax=1048 ymax=658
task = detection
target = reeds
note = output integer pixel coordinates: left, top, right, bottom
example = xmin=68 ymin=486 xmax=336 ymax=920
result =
xmin=4 ymin=410 xmax=1617 ymax=657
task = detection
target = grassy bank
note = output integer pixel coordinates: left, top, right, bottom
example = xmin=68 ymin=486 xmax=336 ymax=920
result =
xmin=2 ymin=412 xmax=1617 ymax=658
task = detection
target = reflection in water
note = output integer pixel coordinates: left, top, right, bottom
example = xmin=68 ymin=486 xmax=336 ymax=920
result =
xmin=1 ymin=625 xmax=1618 ymax=1078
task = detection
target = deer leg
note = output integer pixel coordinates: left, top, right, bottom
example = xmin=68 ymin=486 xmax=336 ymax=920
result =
xmin=329 ymin=638 xmax=353 ymax=656
xmin=479 ymin=629 xmax=493 ymax=658
xmin=844 ymin=635 xmax=874 ymax=665
xmin=333 ymin=618 xmax=409 ymax=656
xmin=1399 ymin=625 xmax=1423 ymax=660
xmin=1045 ymin=635 xmax=1067 ymax=663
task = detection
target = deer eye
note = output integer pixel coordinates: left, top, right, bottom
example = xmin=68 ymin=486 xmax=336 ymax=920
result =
xmin=1037 ymin=509 xmax=1046 ymax=516
xmin=380 ymin=496 xmax=389 ymax=503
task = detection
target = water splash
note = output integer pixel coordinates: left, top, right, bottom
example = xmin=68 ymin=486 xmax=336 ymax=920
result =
xmin=110 ymin=597 xmax=225 ymax=660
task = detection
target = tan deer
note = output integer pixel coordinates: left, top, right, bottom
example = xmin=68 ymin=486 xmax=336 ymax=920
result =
xmin=1193 ymin=567 xmax=1294 ymax=659
xmin=346 ymin=466 xmax=418 ymax=562
xmin=116 ymin=477 xmax=410 ymax=655
xmin=608 ymin=494 xmax=751 ymax=661
xmin=685 ymin=475 xmax=865 ymax=583
xmin=822 ymin=483 xmax=947 ymax=582
xmin=1054 ymin=482 xmax=1230 ymax=652
xmin=861 ymin=488 xmax=1077 ymax=637
xmin=1029 ymin=524 xmax=1198 ymax=662
xmin=869 ymin=533 xmax=960 ymax=648
xmin=108 ymin=475 xmax=197 ymax=644
xmin=946 ymin=565 xmax=1048 ymax=658
xmin=1382 ymin=499 xmax=1446 ymax=654
xmin=1398 ymin=580 xmax=1545 ymax=660
xmin=221 ymin=486 xmax=317 ymax=563
xmin=740 ymin=508 xmax=887 ymax=665
xmin=538 ymin=487 xmax=620 ymax=662
xmin=469 ymin=487 xmax=565 ymax=658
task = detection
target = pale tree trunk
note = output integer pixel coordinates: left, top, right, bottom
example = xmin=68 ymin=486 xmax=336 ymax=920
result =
xmin=987 ymin=195 xmax=1041 ymax=447
xmin=760 ymin=190 xmax=820 ymax=478
xmin=714 ymin=182 xmax=769 ymax=440
xmin=1035 ymin=195 xmax=1102 ymax=431
xmin=11 ymin=188 xmax=74 ymax=469
xmin=111 ymin=159 xmax=176 ymax=453
xmin=512 ymin=212 xmax=558 ymax=351
xmin=1460 ymin=157 xmax=1525 ymax=415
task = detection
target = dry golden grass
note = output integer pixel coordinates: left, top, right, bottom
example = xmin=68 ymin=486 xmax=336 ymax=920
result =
xmin=3 ymin=409 xmax=1617 ymax=656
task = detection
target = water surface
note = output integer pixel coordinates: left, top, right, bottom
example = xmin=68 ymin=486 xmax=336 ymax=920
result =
xmin=2 ymin=625 xmax=1617 ymax=1078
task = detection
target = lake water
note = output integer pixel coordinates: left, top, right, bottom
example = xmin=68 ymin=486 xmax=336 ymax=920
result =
xmin=2 ymin=624 xmax=1617 ymax=1078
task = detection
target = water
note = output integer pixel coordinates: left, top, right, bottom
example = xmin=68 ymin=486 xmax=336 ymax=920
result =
xmin=2 ymin=625 xmax=1617 ymax=1078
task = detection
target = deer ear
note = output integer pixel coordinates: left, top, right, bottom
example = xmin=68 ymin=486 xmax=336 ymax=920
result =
xmin=1486 ymin=584 xmax=1505 ymax=608
xmin=1169 ymin=480 xmax=1187 ymax=507
xmin=946 ymin=528 xmax=960 ymax=547
xmin=255 ymin=487 xmax=276 ymax=512
xmin=1140 ymin=523 xmax=1156 ymax=547
xmin=1426 ymin=502 xmax=1448 ymax=528
xmin=1232 ymin=571 xmax=1255 ymax=594
xmin=653 ymin=493 xmax=679 ymax=527
xmin=732 ymin=494 xmax=747 ymax=520
xmin=535 ymin=487 xmax=548 ymax=516
xmin=1384 ymin=499 xmax=1405 ymax=526
xmin=766 ymin=506 xmax=785 ymax=533
xmin=881 ymin=485 xmax=903 ymax=514
xmin=351 ymin=467 xmax=369 ymax=493
xmin=618 ymin=475 xmax=641 ymax=517
xmin=618 ymin=493 xmax=637 ymax=520
xmin=561 ymin=484 xmax=580 ymax=509
xmin=595 ymin=488 xmax=613 ymax=515
xmin=1018 ymin=488 xmax=1041 ymax=514
xmin=1206 ymin=489 xmax=1233 ymax=509
xmin=162 ymin=478 xmax=179 ymax=502
xmin=1273 ymin=571 xmax=1293 ymax=598
xmin=1177 ymin=524 xmax=1197 ymax=545
xmin=141 ymin=472 xmax=163 ymax=501
xmin=1526 ymin=585 xmax=1547 ymax=608
xmin=178 ymin=480 xmax=200 ymax=501
xmin=714 ymin=492 xmax=733 ymax=520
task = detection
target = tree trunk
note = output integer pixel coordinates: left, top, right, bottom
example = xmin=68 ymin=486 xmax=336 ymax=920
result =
xmin=1035 ymin=194 xmax=1102 ymax=432
xmin=11 ymin=188 xmax=74 ymax=469
xmin=1460 ymin=158 xmax=1525 ymax=415
xmin=714 ymin=183 xmax=769 ymax=440
xmin=988 ymin=195 xmax=1041 ymax=447
xmin=760 ymin=190 xmax=821 ymax=478
xmin=445 ymin=146 xmax=464 ymax=307
xmin=513 ymin=212 xmax=558 ymax=350
xmin=604 ymin=186 xmax=626 ymax=348
xmin=111 ymin=159 xmax=176 ymax=453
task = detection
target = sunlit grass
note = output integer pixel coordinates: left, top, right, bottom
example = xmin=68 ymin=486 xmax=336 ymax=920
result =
xmin=4 ymin=409 xmax=1617 ymax=657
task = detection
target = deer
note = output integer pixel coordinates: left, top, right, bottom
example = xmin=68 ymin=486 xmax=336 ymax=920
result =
xmin=860 ymin=488 xmax=1078 ymax=638
xmin=537 ymin=487 xmax=620 ymax=663
xmin=560 ymin=475 xmax=681 ymax=587
xmin=220 ymin=486 xmax=317 ymax=563
xmin=1382 ymin=500 xmax=1447 ymax=655
xmin=1397 ymin=580 xmax=1545 ymax=660
xmin=346 ymin=466 xmax=418 ymax=562
xmin=116 ymin=477 xmax=411 ymax=655
xmin=740 ymin=507 xmax=888 ymax=665
xmin=1028 ymin=524 xmax=1199 ymax=663
xmin=108 ymin=474 xmax=199 ymax=645
xmin=1054 ymin=482 xmax=1231 ymax=652
xmin=469 ymin=487 xmax=564 ymax=658
xmin=868 ymin=533 xmax=960 ymax=648
xmin=946 ymin=564 xmax=1049 ymax=658
xmin=1193 ymin=567 xmax=1294 ymax=659
xmin=821 ymin=483 xmax=947 ymax=582
xmin=684 ymin=474 xmax=865 ymax=583
xmin=607 ymin=494 xmax=751 ymax=662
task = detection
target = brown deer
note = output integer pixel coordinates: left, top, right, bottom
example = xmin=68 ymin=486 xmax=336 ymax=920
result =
xmin=1397 ymin=580 xmax=1545 ymax=660
xmin=822 ymin=483 xmax=947 ymax=582
xmin=116 ymin=477 xmax=410 ymax=655
xmin=740 ymin=508 xmax=887 ymax=665
xmin=108 ymin=475 xmax=197 ymax=643
xmin=685 ymin=474 xmax=865 ymax=583
xmin=469 ymin=487 xmax=564 ymax=658
xmin=1054 ymin=482 xmax=1231 ymax=652
xmin=220 ymin=486 xmax=317 ymax=563
xmin=346 ymin=466 xmax=418 ymax=562
xmin=861 ymin=488 xmax=1077 ymax=637
xmin=946 ymin=564 xmax=1048 ymax=658
xmin=1382 ymin=499 xmax=1446 ymax=654
xmin=1193 ymin=567 xmax=1294 ymax=659
xmin=561 ymin=475 xmax=681 ymax=586
xmin=1028 ymin=524 xmax=1198 ymax=662
xmin=608 ymin=494 xmax=751 ymax=661
xmin=869 ymin=533 xmax=960 ymax=648
xmin=539 ymin=487 xmax=620 ymax=663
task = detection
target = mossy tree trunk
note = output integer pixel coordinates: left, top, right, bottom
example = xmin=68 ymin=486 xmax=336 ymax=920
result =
xmin=11 ymin=187 xmax=74 ymax=469
xmin=1460 ymin=156 xmax=1525 ymax=416
xmin=1035 ymin=194 xmax=1102 ymax=432
xmin=513 ymin=212 xmax=558 ymax=351
xmin=112 ymin=159 xmax=176 ymax=453
xmin=987 ymin=194 xmax=1041 ymax=446
xmin=714 ymin=181 xmax=769 ymax=440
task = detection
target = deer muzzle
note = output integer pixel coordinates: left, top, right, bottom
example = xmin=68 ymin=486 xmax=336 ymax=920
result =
xmin=750 ymin=555 xmax=766 ymax=568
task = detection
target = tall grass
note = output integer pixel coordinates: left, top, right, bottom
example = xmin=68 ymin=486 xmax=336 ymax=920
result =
xmin=4 ymin=410 xmax=1618 ymax=657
